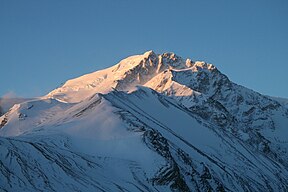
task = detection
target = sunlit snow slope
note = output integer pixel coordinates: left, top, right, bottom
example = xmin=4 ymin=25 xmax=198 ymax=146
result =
xmin=1 ymin=51 xmax=288 ymax=192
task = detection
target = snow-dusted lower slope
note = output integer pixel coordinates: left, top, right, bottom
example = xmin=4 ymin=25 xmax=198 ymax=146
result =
xmin=1 ymin=51 xmax=288 ymax=191
xmin=0 ymin=134 xmax=165 ymax=192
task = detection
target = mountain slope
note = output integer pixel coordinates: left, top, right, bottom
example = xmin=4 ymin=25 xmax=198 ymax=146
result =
xmin=1 ymin=51 xmax=288 ymax=191
xmin=46 ymin=51 xmax=188 ymax=103
xmin=0 ymin=97 xmax=32 ymax=116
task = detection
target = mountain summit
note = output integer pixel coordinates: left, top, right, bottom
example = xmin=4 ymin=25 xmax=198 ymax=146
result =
xmin=47 ymin=51 xmax=194 ymax=103
xmin=1 ymin=51 xmax=288 ymax=191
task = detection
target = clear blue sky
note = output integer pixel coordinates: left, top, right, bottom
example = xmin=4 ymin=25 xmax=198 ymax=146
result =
xmin=1 ymin=0 xmax=288 ymax=98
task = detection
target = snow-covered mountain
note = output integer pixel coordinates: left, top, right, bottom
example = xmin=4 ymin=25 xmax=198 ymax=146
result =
xmin=0 ymin=98 xmax=32 ymax=116
xmin=1 ymin=51 xmax=288 ymax=191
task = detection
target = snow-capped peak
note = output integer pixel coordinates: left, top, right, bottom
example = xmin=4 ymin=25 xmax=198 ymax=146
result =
xmin=47 ymin=51 xmax=210 ymax=103
xmin=143 ymin=50 xmax=156 ymax=57
xmin=1 ymin=51 xmax=288 ymax=192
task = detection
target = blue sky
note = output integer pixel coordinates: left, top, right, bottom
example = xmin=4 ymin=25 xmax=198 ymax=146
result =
xmin=1 ymin=0 xmax=288 ymax=98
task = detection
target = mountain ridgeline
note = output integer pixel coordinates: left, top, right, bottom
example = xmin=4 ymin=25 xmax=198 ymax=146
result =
xmin=1 ymin=51 xmax=288 ymax=192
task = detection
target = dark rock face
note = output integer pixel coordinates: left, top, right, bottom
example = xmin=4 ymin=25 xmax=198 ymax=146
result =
xmin=0 ymin=117 xmax=8 ymax=128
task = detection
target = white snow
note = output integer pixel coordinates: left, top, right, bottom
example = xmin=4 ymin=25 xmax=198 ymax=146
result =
xmin=1 ymin=51 xmax=288 ymax=192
